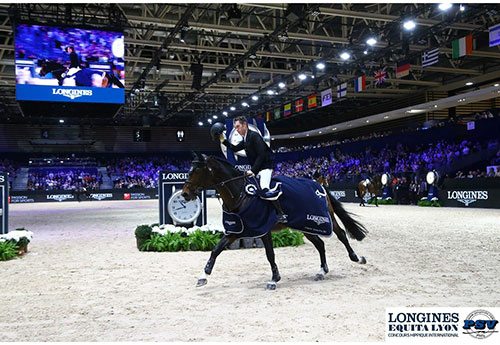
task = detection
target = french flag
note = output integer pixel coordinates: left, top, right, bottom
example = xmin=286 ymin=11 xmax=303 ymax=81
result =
xmin=354 ymin=76 xmax=366 ymax=92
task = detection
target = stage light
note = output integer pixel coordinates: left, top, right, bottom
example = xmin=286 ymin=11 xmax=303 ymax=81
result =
xmin=278 ymin=82 xmax=286 ymax=89
xmin=212 ymin=115 xmax=218 ymax=119
xmin=251 ymin=95 xmax=259 ymax=101
xmin=198 ymin=121 xmax=203 ymax=126
xmin=316 ymin=62 xmax=325 ymax=70
xmin=59 ymin=119 xmax=64 ymax=123
xmin=207 ymin=119 xmax=212 ymax=124
xmin=267 ymin=89 xmax=275 ymax=95
xmin=465 ymin=81 xmax=473 ymax=86
xmin=403 ymin=20 xmax=416 ymax=31
xmin=223 ymin=111 xmax=228 ymax=116
xmin=298 ymin=73 xmax=307 ymax=80
xmin=230 ymin=106 xmax=236 ymax=111
xmin=438 ymin=3 xmax=452 ymax=11
xmin=242 ymin=102 xmax=249 ymax=107
xmin=366 ymin=37 xmax=377 ymax=46
xmin=459 ymin=4 xmax=465 ymax=11
xmin=363 ymin=50 xmax=368 ymax=55
xmin=340 ymin=52 xmax=350 ymax=60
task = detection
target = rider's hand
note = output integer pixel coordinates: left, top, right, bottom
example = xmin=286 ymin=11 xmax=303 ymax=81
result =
xmin=219 ymin=133 xmax=225 ymax=142
xmin=245 ymin=170 xmax=255 ymax=177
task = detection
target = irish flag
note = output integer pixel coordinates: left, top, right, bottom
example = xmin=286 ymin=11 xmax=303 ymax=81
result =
xmin=452 ymin=35 xmax=473 ymax=58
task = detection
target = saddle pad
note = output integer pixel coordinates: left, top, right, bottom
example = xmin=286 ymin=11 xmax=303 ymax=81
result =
xmin=223 ymin=176 xmax=333 ymax=238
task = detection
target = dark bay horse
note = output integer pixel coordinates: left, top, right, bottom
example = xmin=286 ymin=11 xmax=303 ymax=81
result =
xmin=182 ymin=153 xmax=368 ymax=290
xmin=38 ymin=60 xmax=124 ymax=88
xmin=357 ymin=175 xmax=382 ymax=207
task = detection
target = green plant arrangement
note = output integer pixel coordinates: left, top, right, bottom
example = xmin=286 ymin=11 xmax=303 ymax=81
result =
xmin=0 ymin=228 xmax=34 ymax=261
xmin=418 ymin=199 xmax=442 ymax=207
xmin=134 ymin=224 xmax=305 ymax=252
xmin=368 ymin=197 xmax=396 ymax=205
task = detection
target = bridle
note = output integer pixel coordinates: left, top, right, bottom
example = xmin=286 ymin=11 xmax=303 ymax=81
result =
xmin=184 ymin=158 xmax=250 ymax=211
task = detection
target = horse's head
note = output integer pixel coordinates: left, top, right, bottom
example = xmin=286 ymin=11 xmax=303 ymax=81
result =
xmin=182 ymin=152 xmax=213 ymax=201
xmin=38 ymin=59 xmax=49 ymax=77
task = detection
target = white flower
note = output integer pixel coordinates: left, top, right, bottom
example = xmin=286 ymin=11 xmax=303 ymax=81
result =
xmin=0 ymin=230 xmax=34 ymax=243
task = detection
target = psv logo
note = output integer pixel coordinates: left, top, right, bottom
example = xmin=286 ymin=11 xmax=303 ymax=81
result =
xmin=123 ymin=193 xmax=131 ymax=200
xmin=463 ymin=310 xmax=498 ymax=339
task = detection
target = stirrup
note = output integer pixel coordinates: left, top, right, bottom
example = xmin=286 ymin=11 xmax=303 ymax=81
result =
xmin=277 ymin=213 xmax=288 ymax=223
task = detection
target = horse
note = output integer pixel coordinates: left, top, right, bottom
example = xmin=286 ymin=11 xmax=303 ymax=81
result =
xmin=182 ymin=152 xmax=368 ymax=290
xmin=38 ymin=60 xmax=124 ymax=88
xmin=357 ymin=174 xmax=382 ymax=207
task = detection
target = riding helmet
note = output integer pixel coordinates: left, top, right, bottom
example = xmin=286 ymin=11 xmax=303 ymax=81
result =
xmin=210 ymin=122 xmax=225 ymax=141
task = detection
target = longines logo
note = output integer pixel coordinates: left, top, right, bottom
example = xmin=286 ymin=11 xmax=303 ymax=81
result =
xmin=52 ymin=88 xmax=92 ymax=100
xmin=47 ymin=194 xmax=74 ymax=202
xmin=307 ymin=214 xmax=330 ymax=226
xmin=330 ymin=190 xmax=346 ymax=200
xmin=90 ymin=193 xmax=113 ymax=201
xmin=447 ymin=190 xmax=488 ymax=206
xmin=162 ymin=172 xmax=189 ymax=181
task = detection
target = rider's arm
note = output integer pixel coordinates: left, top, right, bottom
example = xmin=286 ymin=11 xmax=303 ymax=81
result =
xmin=221 ymin=137 xmax=245 ymax=152
xmin=250 ymin=134 xmax=269 ymax=175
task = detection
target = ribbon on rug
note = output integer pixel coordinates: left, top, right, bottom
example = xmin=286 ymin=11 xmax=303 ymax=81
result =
xmin=222 ymin=176 xmax=333 ymax=239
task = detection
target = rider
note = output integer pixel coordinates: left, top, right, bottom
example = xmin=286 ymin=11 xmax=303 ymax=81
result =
xmin=64 ymin=46 xmax=81 ymax=77
xmin=220 ymin=116 xmax=288 ymax=223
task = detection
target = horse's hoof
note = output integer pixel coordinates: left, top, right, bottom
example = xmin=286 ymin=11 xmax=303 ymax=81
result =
xmin=273 ymin=274 xmax=281 ymax=283
xmin=358 ymin=256 xmax=367 ymax=264
xmin=196 ymin=279 xmax=208 ymax=287
xmin=314 ymin=273 xmax=325 ymax=281
xmin=266 ymin=282 xmax=277 ymax=290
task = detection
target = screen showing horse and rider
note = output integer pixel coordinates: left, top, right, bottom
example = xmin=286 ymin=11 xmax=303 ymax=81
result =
xmin=15 ymin=24 xmax=125 ymax=104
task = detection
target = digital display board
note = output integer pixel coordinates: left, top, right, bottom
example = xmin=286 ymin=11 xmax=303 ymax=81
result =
xmin=15 ymin=24 xmax=125 ymax=103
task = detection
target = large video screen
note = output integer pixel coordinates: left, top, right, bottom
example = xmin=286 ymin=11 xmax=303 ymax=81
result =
xmin=15 ymin=24 xmax=125 ymax=104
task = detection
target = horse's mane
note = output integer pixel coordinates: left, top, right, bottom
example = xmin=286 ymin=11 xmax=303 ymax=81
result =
xmin=209 ymin=156 xmax=243 ymax=177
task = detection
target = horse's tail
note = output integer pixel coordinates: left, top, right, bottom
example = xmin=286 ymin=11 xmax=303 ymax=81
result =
xmin=327 ymin=191 xmax=368 ymax=241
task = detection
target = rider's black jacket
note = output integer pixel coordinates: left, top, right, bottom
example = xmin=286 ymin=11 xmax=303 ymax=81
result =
xmin=222 ymin=130 xmax=273 ymax=175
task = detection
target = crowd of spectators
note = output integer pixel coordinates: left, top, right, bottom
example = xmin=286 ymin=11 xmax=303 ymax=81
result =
xmin=0 ymin=159 xmax=18 ymax=179
xmin=106 ymin=156 xmax=191 ymax=189
xmin=27 ymin=169 xmax=102 ymax=191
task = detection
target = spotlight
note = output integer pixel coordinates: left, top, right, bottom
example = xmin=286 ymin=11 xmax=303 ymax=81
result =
xmin=278 ymin=82 xmax=286 ymax=89
xmin=316 ymin=62 xmax=325 ymax=70
xmin=223 ymin=111 xmax=228 ymax=116
xmin=366 ymin=37 xmax=377 ymax=46
xmin=340 ymin=52 xmax=350 ymax=60
xmin=465 ymin=82 xmax=473 ymax=86
xmin=298 ymin=73 xmax=307 ymax=80
xmin=251 ymin=95 xmax=259 ymax=101
xmin=438 ymin=3 xmax=452 ymax=11
xmin=266 ymin=89 xmax=275 ymax=95
xmin=230 ymin=106 xmax=236 ymax=111
xmin=459 ymin=4 xmax=465 ymax=11
xmin=59 ymin=119 xmax=64 ymax=123
xmin=363 ymin=50 xmax=368 ymax=55
xmin=212 ymin=115 xmax=218 ymax=119
xmin=198 ymin=121 xmax=203 ymax=126
xmin=242 ymin=102 xmax=249 ymax=107
xmin=403 ymin=20 xmax=416 ymax=31
xmin=207 ymin=119 xmax=212 ymax=124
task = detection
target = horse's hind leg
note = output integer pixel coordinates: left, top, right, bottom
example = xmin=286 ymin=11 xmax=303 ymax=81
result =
xmin=196 ymin=234 xmax=236 ymax=287
xmin=303 ymin=233 xmax=328 ymax=281
xmin=333 ymin=218 xmax=367 ymax=265
xmin=261 ymin=231 xmax=280 ymax=290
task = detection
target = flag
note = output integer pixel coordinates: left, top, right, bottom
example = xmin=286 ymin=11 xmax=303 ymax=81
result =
xmin=422 ymin=48 xmax=439 ymax=68
xmin=284 ymin=103 xmax=291 ymax=116
xmin=336 ymin=83 xmax=347 ymax=98
xmin=374 ymin=67 xmax=386 ymax=86
xmin=396 ymin=60 xmax=410 ymax=78
xmin=266 ymin=111 xmax=271 ymax=122
xmin=489 ymin=24 xmax=500 ymax=47
xmin=295 ymin=99 xmax=303 ymax=112
xmin=308 ymin=94 xmax=317 ymax=108
xmin=274 ymin=107 xmax=281 ymax=120
xmin=452 ymin=35 xmax=473 ymax=58
xmin=354 ymin=76 xmax=366 ymax=92
xmin=321 ymin=88 xmax=332 ymax=106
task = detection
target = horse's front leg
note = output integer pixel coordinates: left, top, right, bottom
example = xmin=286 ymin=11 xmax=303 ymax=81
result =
xmin=261 ymin=231 xmax=280 ymax=290
xmin=196 ymin=234 xmax=236 ymax=287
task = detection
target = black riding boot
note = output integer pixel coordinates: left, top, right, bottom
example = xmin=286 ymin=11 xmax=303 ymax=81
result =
xmin=271 ymin=200 xmax=288 ymax=223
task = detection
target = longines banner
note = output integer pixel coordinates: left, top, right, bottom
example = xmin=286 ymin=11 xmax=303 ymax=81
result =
xmin=9 ymin=188 xmax=158 ymax=203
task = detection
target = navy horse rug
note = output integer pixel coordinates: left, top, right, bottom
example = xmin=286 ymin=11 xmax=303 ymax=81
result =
xmin=222 ymin=176 xmax=333 ymax=239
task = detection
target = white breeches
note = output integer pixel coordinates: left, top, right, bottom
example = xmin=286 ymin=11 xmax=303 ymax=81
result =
xmin=257 ymin=168 xmax=272 ymax=190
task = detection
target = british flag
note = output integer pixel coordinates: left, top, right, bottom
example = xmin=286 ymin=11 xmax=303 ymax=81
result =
xmin=374 ymin=67 xmax=387 ymax=86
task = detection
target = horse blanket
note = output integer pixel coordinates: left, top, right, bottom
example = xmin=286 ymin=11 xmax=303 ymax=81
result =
xmin=222 ymin=176 xmax=333 ymax=239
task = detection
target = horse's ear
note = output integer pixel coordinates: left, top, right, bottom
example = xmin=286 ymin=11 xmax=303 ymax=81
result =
xmin=192 ymin=151 xmax=205 ymax=161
